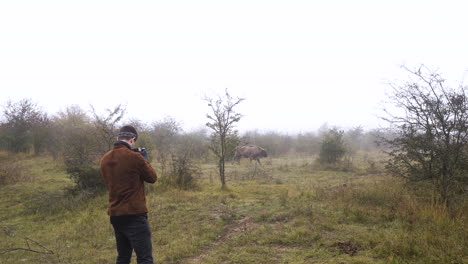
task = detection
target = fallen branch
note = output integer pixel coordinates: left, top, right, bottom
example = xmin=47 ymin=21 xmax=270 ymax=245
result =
xmin=0 ymin=237 xmax=54 ymax=255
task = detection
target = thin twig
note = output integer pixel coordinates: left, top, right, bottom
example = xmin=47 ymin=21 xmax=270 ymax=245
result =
xmin=0 ymin=237 xmax=54 ymax=255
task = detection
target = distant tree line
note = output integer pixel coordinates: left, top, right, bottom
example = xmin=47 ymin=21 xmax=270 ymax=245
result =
xmin=0 ymin=100 xmax=385 ymax=160
xmin=240 ymin=125 xmax=382 ymax=158
xmin=1 ymin=65 xmax=465 ymax=207
xmin=0 ymin=98 xmax=385 ymax=189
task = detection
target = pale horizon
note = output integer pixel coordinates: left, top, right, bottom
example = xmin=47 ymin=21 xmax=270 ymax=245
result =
xmin=1 ymin=1 xmax=468 ymax=133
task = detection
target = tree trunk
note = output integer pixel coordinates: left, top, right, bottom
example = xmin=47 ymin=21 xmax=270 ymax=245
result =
xmin=220 ymin=134 xmax=226 ymax=187
xmin=440 ymin=171 xmax=451 ymax=209
xmin=219 ymin=156 xmax=225 ymax=187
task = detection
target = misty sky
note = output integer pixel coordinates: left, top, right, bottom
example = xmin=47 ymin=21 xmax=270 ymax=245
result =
xmin=1 ymin=1 xmax=467 ymax=133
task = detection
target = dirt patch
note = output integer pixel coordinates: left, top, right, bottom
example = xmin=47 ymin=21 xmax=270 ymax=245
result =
xmin=270 ymin=245 xmax=302 ymax=253
xmin=219 ymin=216 xmax=257 ymax=242
xmin=330 ymin=241 xmax=361 ymax=256
xmin=186 ymin=216 xmax=258 ymax=263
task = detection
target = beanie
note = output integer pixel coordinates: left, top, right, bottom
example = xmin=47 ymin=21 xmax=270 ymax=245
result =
xmin=118 ymin=125 xmax=138 ymax=141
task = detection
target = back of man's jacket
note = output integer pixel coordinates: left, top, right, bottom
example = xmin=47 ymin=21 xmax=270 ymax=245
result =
xmin=100 ymin=142 xmax=157 ymax=216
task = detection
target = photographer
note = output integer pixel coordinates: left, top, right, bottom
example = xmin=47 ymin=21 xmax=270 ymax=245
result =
xmin=100 ymin=125 xmax=157 ymax=264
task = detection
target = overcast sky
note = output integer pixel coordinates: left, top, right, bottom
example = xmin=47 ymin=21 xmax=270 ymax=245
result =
xmin=1 ymin=1 xmax=467 ymax=133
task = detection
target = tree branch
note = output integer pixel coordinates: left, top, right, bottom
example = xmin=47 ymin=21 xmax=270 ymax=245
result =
xmin=0 ymin=237 xmax=54 ymax=255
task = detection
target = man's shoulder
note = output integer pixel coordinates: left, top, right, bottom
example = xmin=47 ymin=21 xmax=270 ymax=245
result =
xmin=114 ymin=146 xmax=145 ymax=160
xmin=101 ymin=146 xmax=139 ymax=161
xmin=100 ymin=149 xmax=113 ymax=161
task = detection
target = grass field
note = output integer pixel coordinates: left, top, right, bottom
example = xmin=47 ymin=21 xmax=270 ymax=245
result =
xmin=0 ymin=154 xmax=466 ymax=264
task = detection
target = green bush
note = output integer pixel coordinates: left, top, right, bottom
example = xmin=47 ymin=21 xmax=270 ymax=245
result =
xmin=160 ymin=153 xmax=199 ymax=190
xmin=319 ymin=128 xmax=346 ymax=164
xmin=66 ymin=166 xmax=104 ymax=192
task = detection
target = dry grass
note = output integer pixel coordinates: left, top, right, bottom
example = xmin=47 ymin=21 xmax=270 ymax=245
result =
xmin=0 ymin=153 xmax=466 ymax=264
xmin=0 ymin=154 xmax=33 ymax=186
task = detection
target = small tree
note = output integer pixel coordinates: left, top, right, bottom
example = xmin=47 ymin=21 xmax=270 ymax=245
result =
xmin=295 ymin=132 xmax=320 ymax=155
xmin=382 ymin=65 xmax=468 ymax=207
xmin=126 ymin=118 xmax=155 ymax=161
xmin=150 ymin=117 xmax=181 ymax=176
xmin=181 ymin=128 xmax=210 ymax=162
xmin=54 ymin=105 xmax=104 ymax=192
xmin=344 ymin=126 xmax=364 ymax=155
xmin=0 ymin=99 xmax=49 ymax=154
xmin=165 ymin=137 xmax=201 ymax=190
xmin=90 ymin=104 xmax=126 ymax=154
xmin=319 ymin=128 xmax=346 ymax=164
xmin=30 ymin=113 xmax=52 ymax=154
xmin=205 ymin=89 xmax=244 ymax=188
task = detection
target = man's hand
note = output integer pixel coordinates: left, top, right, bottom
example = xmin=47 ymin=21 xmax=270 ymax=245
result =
xmin=132 ymin=148 xmax=149 ymax=160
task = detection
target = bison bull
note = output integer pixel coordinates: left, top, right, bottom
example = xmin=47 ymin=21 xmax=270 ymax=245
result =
xmin=233 ymin=145 xmax=268 ymax=164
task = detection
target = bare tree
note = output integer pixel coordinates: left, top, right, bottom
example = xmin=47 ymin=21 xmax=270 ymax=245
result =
xmin=382 ymin=65 xmax=468 ymax=207
xmin=125 ymin=118 xmax=155 ymax=160
xmin=343 ymin=126 xmax=364 ymax=163
xmin=55 ymin=105 xmax=96 ymax=167
xmin=90 ymin=104 xmax=126 ymax=154
xmin=150 ymin=116 xmax=181 ymax=176
xmin=204 ymin=89 xmax=244 ymax=188
xmin=54 ymin=105 xmax=104 ymax=191
xmin=295 ymin=131 xmax=320 ymax=155
xmin=181 ymin=128 xmax=210 ymax=161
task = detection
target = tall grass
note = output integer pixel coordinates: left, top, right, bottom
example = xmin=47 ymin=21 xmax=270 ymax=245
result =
xmin=0 ymin=153 xmax=466 ymax=263
xmin=0 ymin=153 xmax=32 ymax=186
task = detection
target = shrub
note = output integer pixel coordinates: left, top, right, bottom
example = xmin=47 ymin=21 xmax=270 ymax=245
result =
xmin=0 ymin=162 xmax=24 ymax=185
xmin=66 ymin=166 xmax=104 ymax=192
xmin=382 ymin=65 xmax=468 ymax=207
xmin=0 ymin=99 xmax=50 ymax=154
xmin=319 ymin=128 xmax=346 ymax=164
xmin=0 ymin=155 xmax=30 ymax=186
xmin=55 ymin=105 xmax=119 ymax=193
xmin=161 ymin=152 xmax=200 ymax=190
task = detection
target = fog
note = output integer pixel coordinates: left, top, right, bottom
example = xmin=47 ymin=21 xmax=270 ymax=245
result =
xmin=1 ymin=1 xmax=468 ymax=133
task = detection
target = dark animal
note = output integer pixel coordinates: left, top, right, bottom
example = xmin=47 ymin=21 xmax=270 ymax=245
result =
xmin=233 ymin=145 xmax=268 ymax=164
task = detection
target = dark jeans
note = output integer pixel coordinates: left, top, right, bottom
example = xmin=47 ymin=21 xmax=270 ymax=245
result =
xmin=110 ymin=213 xmax=153 ymax=264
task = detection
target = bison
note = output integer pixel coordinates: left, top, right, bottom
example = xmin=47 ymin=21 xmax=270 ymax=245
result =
xmin=233 ymin=145 xmax=268 ymax=164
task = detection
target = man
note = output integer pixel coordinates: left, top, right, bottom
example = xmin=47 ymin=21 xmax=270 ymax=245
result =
xmin=100 ymin=125 xmax=157 ymax=264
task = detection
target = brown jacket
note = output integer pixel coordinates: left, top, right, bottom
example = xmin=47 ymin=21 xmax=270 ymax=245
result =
xmin=100 ymin=142 xmax=157 ymax=216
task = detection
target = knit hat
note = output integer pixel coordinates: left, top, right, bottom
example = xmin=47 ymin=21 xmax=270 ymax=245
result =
xmin=117 ymin=125 xmax=138 ymax=141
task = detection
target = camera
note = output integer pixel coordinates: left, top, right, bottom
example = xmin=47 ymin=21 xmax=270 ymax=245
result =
xmin=132 ymin=147 xmax=148 ymax=160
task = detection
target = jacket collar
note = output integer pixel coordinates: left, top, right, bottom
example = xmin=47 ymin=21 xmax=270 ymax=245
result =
xmin=113 ymin=141 xmax=132 ymax=150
